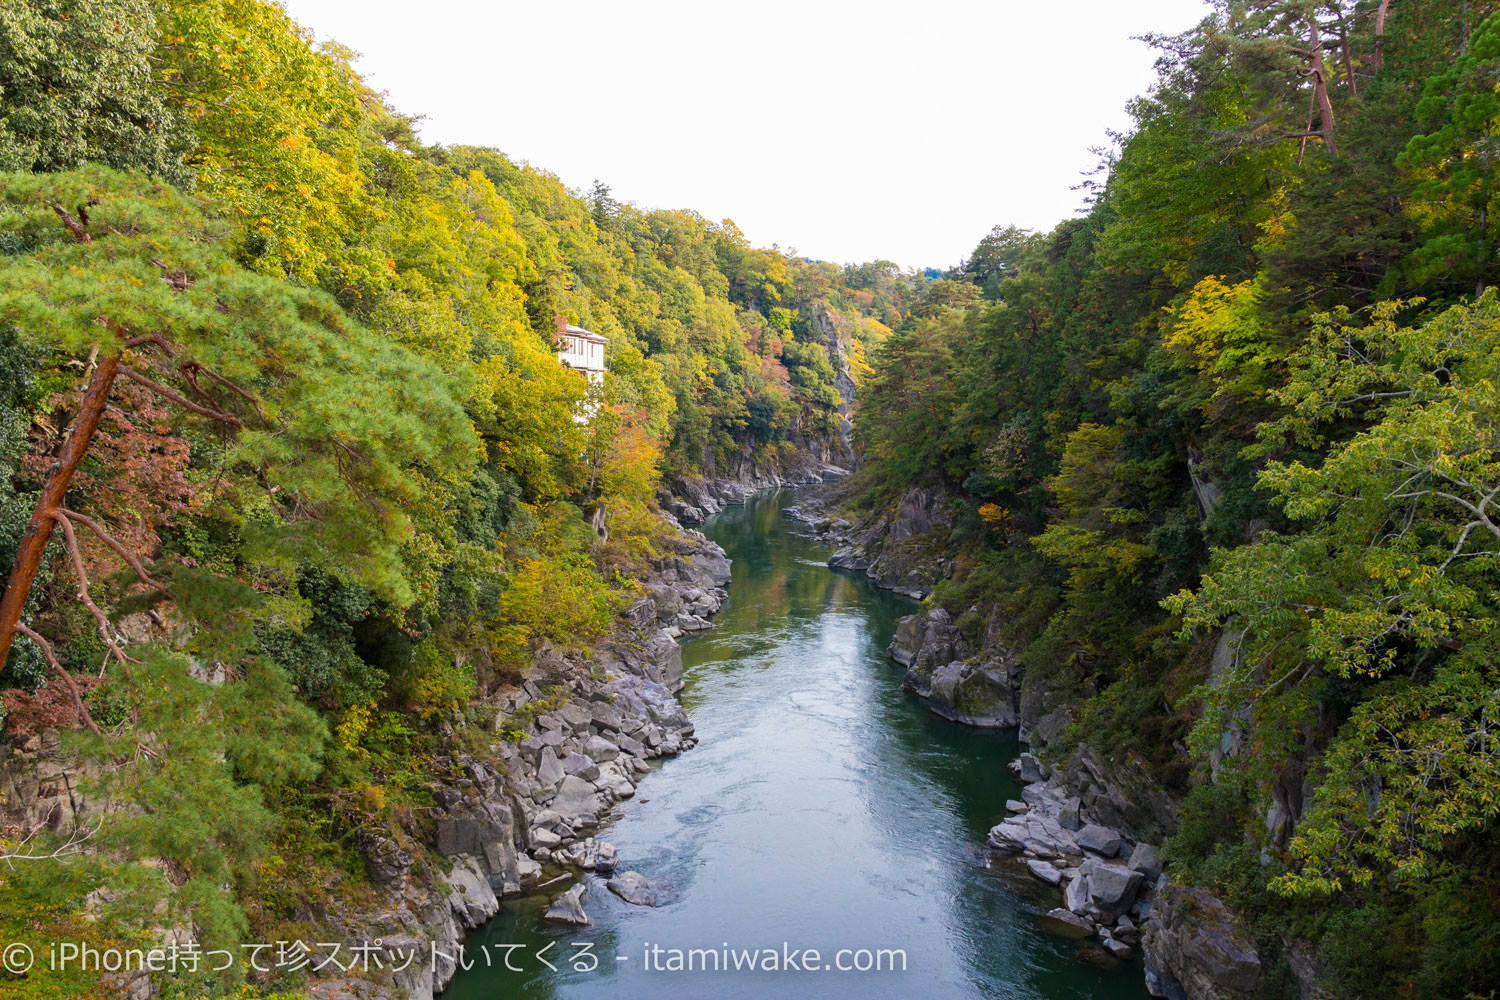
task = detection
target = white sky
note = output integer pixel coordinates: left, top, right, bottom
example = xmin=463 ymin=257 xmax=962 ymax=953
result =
xmin=278 ymin=0 xmax=1212 ymax=271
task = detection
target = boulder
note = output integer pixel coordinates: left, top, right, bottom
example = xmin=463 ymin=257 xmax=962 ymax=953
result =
xmin=1076 ymin=824 xmax=1124 ymax=858
xmin=543 ymin=883 xmax=591 ymax=926
xmin=561 ymin=753 xmax=600 ymax=782
xmin=583 ymin=734 xmax=621 ymax=762
xmin=607 ymin=870 xmax=660 ymax=907
xmin=1128 ymin=842 xmax=1164 ymax=880
xmin=1084 ymin=860 xmax=1145 ymax=920
xmin=1064 ymin=873 xmax=1091 ymax=913
xmin=1026 ymin=859 xmax=1064 ymax=885
xmin=441 ymin=858 xmax=500 ymax=927
xmin=1039 ymin=908 xmax=1094 ymax=939
xmin=551 ymin=775 xmax=602 ymax=827
xmin=537 ymin=747 xmax=565 ymax=788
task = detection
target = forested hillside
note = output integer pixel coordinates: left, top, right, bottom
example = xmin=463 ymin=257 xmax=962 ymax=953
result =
xmin=0 ymin=1 xmax=908 ymax=995
xmin=853 ymin=1 xmax=1500 ymax=995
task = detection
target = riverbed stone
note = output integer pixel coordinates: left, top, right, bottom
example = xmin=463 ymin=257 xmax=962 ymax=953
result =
xmin=607 ymin=870 xmax=659 ymax=906
xmin=1039 ymin=908 xmax=1093 ymax=939
xmin=543 ymin=883 xmax=590 ymax=926
xmin=1026 ymin=859 xmax=1063 ymax=885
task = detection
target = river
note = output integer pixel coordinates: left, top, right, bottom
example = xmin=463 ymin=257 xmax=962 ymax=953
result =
xmin=443 ymin=490 xmax=1150 ymax=1000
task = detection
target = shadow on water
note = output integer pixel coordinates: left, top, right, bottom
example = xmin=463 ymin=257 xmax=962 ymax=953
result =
xmin=442 ymin=490 xmax=1150 ymax=1000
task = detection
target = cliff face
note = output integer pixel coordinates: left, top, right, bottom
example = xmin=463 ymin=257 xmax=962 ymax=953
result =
xmin=661 ymin=304 xmax=864 ymax=524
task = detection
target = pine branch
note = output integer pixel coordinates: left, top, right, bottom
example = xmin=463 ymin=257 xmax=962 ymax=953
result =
xmin=119 ymin=365 xmax=244 ymax=427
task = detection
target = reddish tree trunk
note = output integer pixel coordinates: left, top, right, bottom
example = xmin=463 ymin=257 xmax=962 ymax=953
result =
xmin=1309 ymin=18 xmax=1339 ymax=157
xmin=0 ymin=353 xmax=122 ymax=668
xmin=1372 ymin=0 xmax=1391 ymax=68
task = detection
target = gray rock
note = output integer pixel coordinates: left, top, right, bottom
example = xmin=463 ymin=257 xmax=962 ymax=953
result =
xmin=515 ymin=856 xmax=542 ymax=885
xmin=1005 ymin=799 xmax=1029 ymax=813
xmin=606 ymin=870 xmax=660 ymax=906
xmin=1018 ymin=752 xmax=1045 ymax=784
xmin=1084 ymin=860 xmax=1145 ymax=920
xmin=1142 ymin=882 xmax=1262 ymax=1000
xmin=1064 ymin=873 xmax=1091 ymax=913
xmin=442 ymin=858 xmax=500 ymax=927
xmin=543 ymin=883 xmax=591 ymax=926
xmin=561 ymin=753 xmax=600 ymax=782
xmin=1128 ymin=842 xmax=1164 ymax=880
xmin=358 ymin=831 xmax=414 ymax=884
xmin=1039 ymin=908 xmax=1094 ymax=939
xmin=1076 ymin=824 xmax=1124 ymax=858
xmin=1058 ymin=796 xmax=1083 ymax=832
xmin=1026 ymin=859 xmax=1063 ymax=885
xmin=551 ymin=775 xmax=602 ymax=826
xmin=583 ymin=734 xmax=620 ymax=761
xmin=558 ymin=702 xmax=594 ymax=730
xmin=537 ymin=747 xmax=565 ymax=787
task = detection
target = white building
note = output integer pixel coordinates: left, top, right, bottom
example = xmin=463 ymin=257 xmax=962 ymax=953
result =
xmin=557 ymin=324 xmax=608 ymax=385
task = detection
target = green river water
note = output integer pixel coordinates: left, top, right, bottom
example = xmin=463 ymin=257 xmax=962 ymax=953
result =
xmin=443 ymin=489 xmax=1151 ymax=1000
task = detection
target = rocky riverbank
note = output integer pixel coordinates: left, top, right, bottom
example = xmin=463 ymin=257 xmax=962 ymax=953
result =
xmin=0 ymin=528 xmax=733 ymax=1000
xmin=783 ymin=484 xmax=1272 ymax=1000
xmin=788 ymin=485 xmax=955 ymax=600
xmin=990 ymin=754 xmax=1261 ymax=1000
xmin=318 ymin=527 xmax=733 ymax=1000
xmin=661 ymin=462 xmax=849 ymax=525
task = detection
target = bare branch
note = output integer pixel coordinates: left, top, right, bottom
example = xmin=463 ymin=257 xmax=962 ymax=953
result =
xmin=119 ymin=366 xmax=244 ymax=428
xmin=56 ymin=509 xmax=171 ymax=595
xmin=13 ymin=624 xmax=104 ymax=736
xmin=0 ymin=812 xmax=104 ymax=868
xmin=50 ymin=513 xmax=138 ymax=667
xmin=49 ymin=203 xmax=92 ymax=244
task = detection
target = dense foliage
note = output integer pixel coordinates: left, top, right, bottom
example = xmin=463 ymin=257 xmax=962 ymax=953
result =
xmin=855 ymin=2 xmax=1500 ymax=995
xmin=0 ymin=1 xmax=907 ymax=994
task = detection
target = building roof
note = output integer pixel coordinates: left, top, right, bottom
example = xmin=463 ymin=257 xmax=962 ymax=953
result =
xmin=564 ymin=324 xmax=609 ymax=344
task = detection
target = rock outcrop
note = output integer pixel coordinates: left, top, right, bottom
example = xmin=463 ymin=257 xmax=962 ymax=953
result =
xmin=820 ymin=487 xmax=956 ymax=599
xmin=220 ymin=527 xmax=729 ymax=1000
xmin=886 ymin=607 xmax=1020 ymax=728
xmin=1142 ymin=882 xmax=1264 ymax=1000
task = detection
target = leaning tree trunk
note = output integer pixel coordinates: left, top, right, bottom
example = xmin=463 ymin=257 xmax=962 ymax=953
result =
xmin=0 ymin=353 xmax=122 ymax=667
xmin=1309 ymin=18 xmax=1339 ymax=157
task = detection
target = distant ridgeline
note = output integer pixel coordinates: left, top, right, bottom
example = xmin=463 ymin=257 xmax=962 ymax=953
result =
xmin=847 ymin=2 xmax=1500 ymax=998
xmin=0 ymin=0 xmax=913 ymax=990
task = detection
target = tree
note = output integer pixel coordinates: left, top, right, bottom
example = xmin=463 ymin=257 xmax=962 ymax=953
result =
xmin=1167 ymin=295 xmax=1500 ymax=892
xmin=0 ymin=0 xmax=191 ymax=179
xmin=1400 ymin=12 xmax=1500 ymax=295
xmin=0 ymin=167 xmax=475 ymax=671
